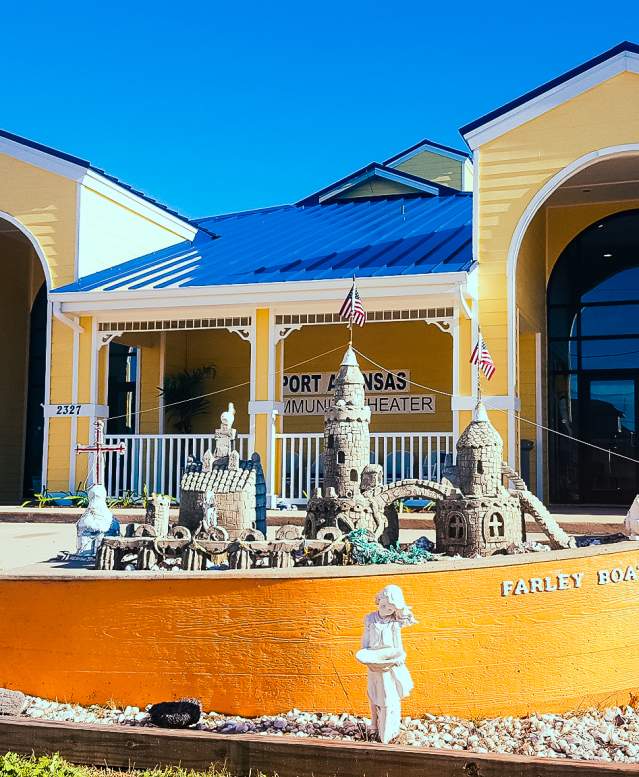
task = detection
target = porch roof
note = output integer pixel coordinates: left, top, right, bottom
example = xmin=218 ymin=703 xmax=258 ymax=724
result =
xmin=53 ymin=193 xmax=473 ymax=293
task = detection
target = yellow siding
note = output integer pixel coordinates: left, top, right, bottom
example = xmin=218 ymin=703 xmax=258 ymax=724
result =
xmin=0 ymin=153 xmax=78 ymax=287
xmin=395 ymin=150 xmax=463 ymax=189
xmin=282 ymin=321 xmax=453 ymax=434
xmin=138 ymin=335 xmax=162 ymax=435
xmin=477 ymin=71 xmax=639 ymax=460
xmin=163 ymin=330 xmax=250 ymax=434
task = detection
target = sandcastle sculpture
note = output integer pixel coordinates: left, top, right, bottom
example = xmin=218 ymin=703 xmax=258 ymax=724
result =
xmin=304 ymin=347 xmax=388 ymax=542
xmin=305 ymin=346 xmax=575 ymax=557
xmin=178 ymin=403 xmax=266 ymax=539
xmin=356 ymin=585 xmax=416 ymax=743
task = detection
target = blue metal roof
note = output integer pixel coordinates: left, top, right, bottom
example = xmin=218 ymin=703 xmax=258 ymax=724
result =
xmin=53 ymin=194 xmax=473 ymax=293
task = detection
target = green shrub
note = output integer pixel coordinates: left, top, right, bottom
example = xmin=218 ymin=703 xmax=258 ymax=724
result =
xmin=0 ymin=753 xmax=260 ymax=777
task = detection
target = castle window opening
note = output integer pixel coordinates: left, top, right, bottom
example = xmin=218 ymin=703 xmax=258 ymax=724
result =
xmin=477 ymin=461 xmax=483 ymax=474
xmin=327 ymin=435 xmax=334 ymax=449
xmin=487 ymin=512 xmax=505 ymax=539
xmin=447 ymin=513 xmax=465 ymax=540
xmin=350 ymin=469 xmax=358 ymax=482
xmin=337 ymin=451 xmax=345 ymax=464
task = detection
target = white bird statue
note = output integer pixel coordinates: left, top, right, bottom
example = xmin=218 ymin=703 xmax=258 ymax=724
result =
xmin=220 ymin=402 xmax=235 ymax=430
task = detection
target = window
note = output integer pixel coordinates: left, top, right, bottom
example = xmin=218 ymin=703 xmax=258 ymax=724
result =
xmin=447 ymin=513 xmax=465 ymax=540
xmin=477 ymin=461 xmax=483 ymax=474
xmin=350 ymin=469 xmax=358 ymax=482
xmin=337 ymin=451 xmax=345 ymax=464
xmin=327 ymin=435 xmax=334 ymax=449
xmin=107 ymin=343 xmax=138 ymax=435
xmin=548 ymin=210 xmax=639 ymax=503
xmin=486 ymin=512 xmax=505 ymax=539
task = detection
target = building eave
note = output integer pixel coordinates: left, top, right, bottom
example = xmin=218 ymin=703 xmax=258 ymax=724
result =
xmin=460 ymin=42 xmax=639 ymax=150
xmin=52 ymin=268 xmax=476 ymax=316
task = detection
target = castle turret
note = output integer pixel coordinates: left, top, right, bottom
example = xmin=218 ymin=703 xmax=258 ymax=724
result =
xmin=323 ymin=346 xmax=371 ymax=497
xmin=455 ymin=401 xmax=503 ymax=496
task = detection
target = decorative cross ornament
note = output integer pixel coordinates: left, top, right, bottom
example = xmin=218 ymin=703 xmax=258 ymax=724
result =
xmin=76 ymin=419 xmax=125 ymax=487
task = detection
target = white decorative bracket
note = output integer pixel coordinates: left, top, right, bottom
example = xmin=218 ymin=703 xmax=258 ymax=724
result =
xmin=430 ymin=319 xmax=454 ymax=335
xmin=98 ymin=332 xmax=122 ymax=350
xmin=226 ymin=325 xmax=254 ymax=343
xmin=275 ymin=324 xmax=303 ymax=343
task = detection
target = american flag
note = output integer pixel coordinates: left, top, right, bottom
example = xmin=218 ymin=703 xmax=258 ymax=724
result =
xmin=470 ymin=335 xmax=496 ymax=380
xmin=339 ymin=281 xmax=366 ymax=327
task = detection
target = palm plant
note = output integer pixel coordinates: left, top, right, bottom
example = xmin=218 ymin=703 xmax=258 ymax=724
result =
xmin=159 ymin=365 xmax=216 ymax=433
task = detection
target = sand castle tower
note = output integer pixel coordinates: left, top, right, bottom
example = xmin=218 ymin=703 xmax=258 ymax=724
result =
xmin=323 ymin=346 xmax=371 ymax=498
xmin=435 ymin=402 xmax=524 ymax=556
xmin=304 ymin=347 xmax=385 ymax=540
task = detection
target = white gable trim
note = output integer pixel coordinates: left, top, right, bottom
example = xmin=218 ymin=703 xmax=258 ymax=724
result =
xmin=0 ymin=133 xmax=195 ymax=240
xmin=81 ymin=170 xmax=196 ymax=240
xmin=0 ymin=135 xmax=86 ymax=180
xmin=318 ymin=168 xmax=438 ymax=202
xmin=464 ymin=51 xmax=639 ymax=150
xmin=387 ymin=141 xmax=469 ymax=166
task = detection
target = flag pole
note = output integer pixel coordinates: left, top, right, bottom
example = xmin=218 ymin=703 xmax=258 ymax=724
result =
xmin=349 ymin=275 xmax=356 ymax=347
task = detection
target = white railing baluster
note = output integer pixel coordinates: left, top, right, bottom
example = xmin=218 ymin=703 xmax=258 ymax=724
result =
xmin=104 ymin=431 xmax=453 ymax=505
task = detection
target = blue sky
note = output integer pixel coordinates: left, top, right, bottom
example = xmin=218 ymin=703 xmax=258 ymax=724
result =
xmin=3 ymin=2 xmax=639 ymax=218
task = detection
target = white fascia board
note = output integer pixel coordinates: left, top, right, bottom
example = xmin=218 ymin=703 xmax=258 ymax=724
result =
xmin=0 ymin=136 xmax=86 ymax=180
xmin=0 ymin=134 xmax=195 ymax=240
xmin=53 ymin=271 xmax=471 ymax=315
xmin=81 ymin=170 xmax=196 ymax=241
xmin=387 ymin=142 xmax=469 ymax=166
xmin=463 ymin=51 xmax=639 ymax=150
xmin=318 ymin=168 xmax=438 ymax=202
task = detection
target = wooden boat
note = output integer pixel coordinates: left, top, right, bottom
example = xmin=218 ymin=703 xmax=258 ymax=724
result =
xmin=1 ymin=540 xmax=639 ymax=719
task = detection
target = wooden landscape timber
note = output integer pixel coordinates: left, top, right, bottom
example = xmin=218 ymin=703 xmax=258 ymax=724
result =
xmin=0 ymin=717 xmax=635 ymax=777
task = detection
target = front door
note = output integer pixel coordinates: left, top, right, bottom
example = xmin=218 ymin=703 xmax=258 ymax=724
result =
xmin=581 ymin=375 xmax=639 ymax=504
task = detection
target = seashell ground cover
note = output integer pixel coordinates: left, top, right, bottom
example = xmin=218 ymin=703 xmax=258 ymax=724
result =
xmin=18 ymin=696 xmax=639 ymax=764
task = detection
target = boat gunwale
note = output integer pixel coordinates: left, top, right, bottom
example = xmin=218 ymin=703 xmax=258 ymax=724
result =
xmin=1 ymin=540 xmax=637 ymax=582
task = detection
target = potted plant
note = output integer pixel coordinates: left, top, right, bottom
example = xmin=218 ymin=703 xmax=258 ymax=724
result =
xmin=159 ymin=365 xmax=216 ymax=433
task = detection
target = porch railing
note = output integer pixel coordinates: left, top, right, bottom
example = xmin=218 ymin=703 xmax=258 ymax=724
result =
xmin=104 ymin=434 xmax=250 ymax=501
xmin=104 ymin=430 xmax=454 ymax=506
xmin=275 ymin=431 xmax=454 ymax=507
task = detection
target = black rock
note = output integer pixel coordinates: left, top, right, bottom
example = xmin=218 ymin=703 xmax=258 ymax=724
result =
xmin=149 ymin=698 xmax=201 ymax=729
xmin=0 ymin=688 xmax=26 ymax=716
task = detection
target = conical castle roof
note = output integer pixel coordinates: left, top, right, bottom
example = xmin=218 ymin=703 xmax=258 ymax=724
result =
xmin=456 ymin=401 xmax=502 ymax=451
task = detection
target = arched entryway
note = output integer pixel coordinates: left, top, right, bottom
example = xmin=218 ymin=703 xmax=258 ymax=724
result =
xmin=548 ymin=209 xmax=639 ymax=504
xmin=0 ymin=217 xmax=48 ymax=502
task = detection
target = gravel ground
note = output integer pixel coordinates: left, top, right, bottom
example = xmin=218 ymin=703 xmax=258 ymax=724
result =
xmin=21 ymin=696 xmax=639 ymax=763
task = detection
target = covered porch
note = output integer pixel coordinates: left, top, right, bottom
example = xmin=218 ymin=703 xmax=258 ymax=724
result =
xmin=91 ymin=282 xmax=473 ymax=506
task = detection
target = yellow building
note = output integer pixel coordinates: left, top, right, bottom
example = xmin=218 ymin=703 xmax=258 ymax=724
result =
xmin=2 ymin=41 xmax=639 ymax=507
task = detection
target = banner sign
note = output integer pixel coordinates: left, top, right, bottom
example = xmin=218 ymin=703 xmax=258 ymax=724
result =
xmin=283 ymin=370 xmax=411 ymax=396
xmin=283 ymin=370 xmax=435 ymax=416
xmin=283 ymin=394 xmax=436 ymax=416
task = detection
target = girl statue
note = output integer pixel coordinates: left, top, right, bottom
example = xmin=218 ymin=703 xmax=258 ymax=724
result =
xmin=357 ymin=584 xmax=417 ymax=743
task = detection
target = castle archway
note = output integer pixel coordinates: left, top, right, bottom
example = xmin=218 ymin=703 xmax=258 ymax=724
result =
xmin=362 ymin=479 xmax=453 ymax=507
xmin=0 ymin=215 xmax=49 ymax=502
